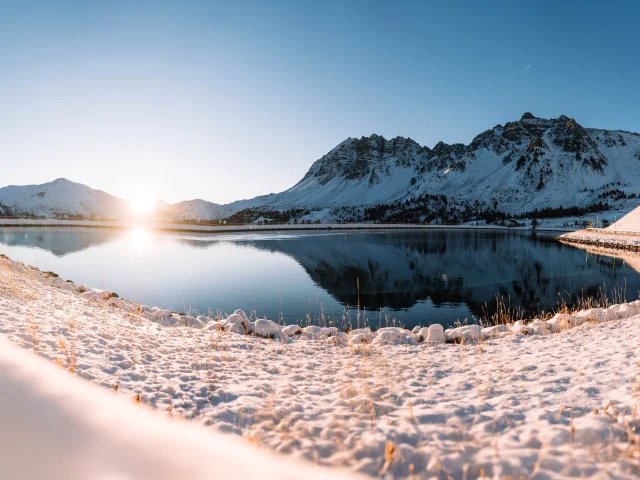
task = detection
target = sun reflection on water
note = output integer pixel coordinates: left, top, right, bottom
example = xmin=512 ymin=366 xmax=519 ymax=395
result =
xmin=127 ymin=228 xmax=152 ymax=251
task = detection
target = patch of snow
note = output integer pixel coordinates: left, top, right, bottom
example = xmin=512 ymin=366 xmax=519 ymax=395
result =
xmin=0 ymin=339 xmax=356 ymax=480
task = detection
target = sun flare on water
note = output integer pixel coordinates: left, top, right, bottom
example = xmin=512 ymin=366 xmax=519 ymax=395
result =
xmin=127 ymin=228 xmax=152 ymax=250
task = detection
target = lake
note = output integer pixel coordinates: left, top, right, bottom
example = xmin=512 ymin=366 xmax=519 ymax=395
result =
xmin=1 ymin=227 xmax=639 ymax=329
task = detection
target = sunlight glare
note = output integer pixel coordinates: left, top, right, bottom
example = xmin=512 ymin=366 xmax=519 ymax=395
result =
xmin=127 ymin=228 xmax=152 ymax=251
xmin=130 ymin=195 xmax=155 ymax=215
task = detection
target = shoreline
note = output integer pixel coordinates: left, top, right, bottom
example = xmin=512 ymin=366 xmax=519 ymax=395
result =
xmin=0 ymin=218 xmax=569 ymax=234
xmin=6 ymin=251 xmax=632 ymax=341
xmin=558 ymin=229 xmax=640 ymax=252
xmin=2 ymin=248 xmax=640 ymax=344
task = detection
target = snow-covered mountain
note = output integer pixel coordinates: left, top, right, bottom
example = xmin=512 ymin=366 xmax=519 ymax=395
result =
xmin=0 ymin=178 xmax=231 ymax=221
xmin=229 ymin=113 xmax=640 ymax=217
xmin=3 ymin=113 xmax=639 ymax=222
xmin=155 ymin=199 xmax=232 ymax=222
xmin=0 ymin=178 xmax=130 ymax=219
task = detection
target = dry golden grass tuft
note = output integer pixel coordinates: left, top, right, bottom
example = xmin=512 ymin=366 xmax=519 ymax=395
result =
xmin=379 ymin=441 xmax=396 ymax=475
xmin=0 ymin=264 xmax=40 ymax=302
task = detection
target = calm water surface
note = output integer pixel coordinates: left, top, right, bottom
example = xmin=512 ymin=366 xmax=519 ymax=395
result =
xmin=2 ymin=227 xmax=639 ymax=329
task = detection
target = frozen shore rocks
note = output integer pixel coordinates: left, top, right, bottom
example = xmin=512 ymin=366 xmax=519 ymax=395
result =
xmin=558 ymin=232 xmax=640 ymax=252
xmin=4 ymin=255 xmax=640 ymax=348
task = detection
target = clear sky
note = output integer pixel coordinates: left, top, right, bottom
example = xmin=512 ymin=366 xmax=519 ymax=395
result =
xmin=1 ymin=0 xmax=638 ymax=205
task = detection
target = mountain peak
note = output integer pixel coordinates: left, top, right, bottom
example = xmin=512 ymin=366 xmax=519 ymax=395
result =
xmin=49 ymin=178 xmax=74 ymax=186
xmin=0 ymin=178 xmax=128 ymax=219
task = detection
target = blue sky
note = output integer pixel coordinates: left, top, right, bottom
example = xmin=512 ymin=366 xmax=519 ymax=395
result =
xmin=1 ymin=0 xmax=638 ymax=205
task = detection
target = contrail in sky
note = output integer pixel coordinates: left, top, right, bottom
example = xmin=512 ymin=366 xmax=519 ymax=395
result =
xmin=524 ymin=64 xmax=533 ymax=71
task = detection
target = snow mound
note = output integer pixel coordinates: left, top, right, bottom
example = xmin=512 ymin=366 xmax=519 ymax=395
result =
xmin=0 ymin=339 xmax=357 ymax=480
xmin=426 ymin=324 xmax=446 ymax=343
xmin=445 ymin=324 xmax=482 ymax=342
xmin=371 ymin=327 xmax=418 ymax=345
xmin=282 ymin=325 xmax=303 ymax=336
xmin=228 ymin=322 xmax=246 ymax=335
xmin=253 ymin=319 xmax=282 ymax=337
xmin=607 ymin=204 xmax=640 ymax=233
xmin=348 ymin=333 xmax=373 ymax=345
xmin=481 ymin=324 xmax=510 ymax=338
xmin=204 ymin=321 xmax=225 ymax=331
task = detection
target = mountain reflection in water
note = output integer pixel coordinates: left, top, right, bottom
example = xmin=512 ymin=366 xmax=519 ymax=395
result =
xmin=1 ymin=227 xmax=638 ymax=328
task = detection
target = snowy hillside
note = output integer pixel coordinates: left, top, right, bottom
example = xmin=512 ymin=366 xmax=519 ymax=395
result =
xmin=230 ymin=113 xmax=640 ymax=218
xmin=157 ymin=199 xmax=232 ymax=222
xmin=0 ymin=179 xmax=230 ymax=222
xmin=607 ymin=204 xmax=640 ymax=233
xmin=0 ymin=178 xmax=130 ymax=219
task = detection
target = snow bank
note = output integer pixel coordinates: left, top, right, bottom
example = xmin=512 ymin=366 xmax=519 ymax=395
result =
xmin=282 ymin=324 xmax=303 ymax=336
xmin=445 ymin=324 xmax=482 ymax=342
xmin=0 ymin=339 xmax=357 ymax=480
xmin=607 ymin=204 xmax=640 ymax=233
xmin=558 ymin=230 xmax=640 ymax=252
xmin=371 ymin=327 xmax=417 ymax=345
xmin=253 ymin=319 xmax=289 ymax=341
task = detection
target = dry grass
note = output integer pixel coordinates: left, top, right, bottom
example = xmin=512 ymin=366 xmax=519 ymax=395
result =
xmin=478 ymin=282 xmax=637 ymax=329
xmin=0 ymin=261 xmax=40 ymax=302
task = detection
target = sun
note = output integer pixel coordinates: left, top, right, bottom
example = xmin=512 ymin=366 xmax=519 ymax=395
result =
xmin=130 ymin=195 xmax=155 ymax=215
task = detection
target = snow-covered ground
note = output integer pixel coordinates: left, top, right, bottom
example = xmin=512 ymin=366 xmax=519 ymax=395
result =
xmin=558 ymin=206 xmax=640 ymax=251
xmin=0 ymin=339 xmax=357 ymax=480
xmin=2 ymin=255 xmax=640 ymax=478
xmin=559 ymin=230 xmax=640 ymax=251
xmin=608 ymin=205 xmax=640 ymax=234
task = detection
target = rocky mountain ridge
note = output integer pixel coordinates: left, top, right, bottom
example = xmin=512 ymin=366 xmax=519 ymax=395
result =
xmin=226 ymin=112 xmax=640 ymax=220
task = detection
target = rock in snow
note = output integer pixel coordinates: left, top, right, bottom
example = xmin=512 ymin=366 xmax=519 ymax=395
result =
xmin=204 ymin=321 xmax=225 ymax=331
xmin=445 ymin=324 xmax=482 ymax=342
xmin=425 ymin=324 xmax=446 ymax=343
xmin=348 ymin=333 xmax=373 ymax=345
xmin=227 ymin=322 xmax=246 ymax=335
xmin=282 ymin=325 xmax=303 ymax=336
xmin=481 ymin=324 xmax=511 ymax=338
xmin=253 ymin=319 xmax=282 ymax=338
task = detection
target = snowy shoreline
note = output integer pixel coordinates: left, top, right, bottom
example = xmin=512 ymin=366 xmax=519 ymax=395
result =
xmin=558 ymin=230 xmax=640 ymax=252
xmin=0 ymin=217 xmax=570 ymax=234
xmin=7 ymin=251 xmax=634 ymax=343
xmin=2 ymin=253 xmax=640 ymax=478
